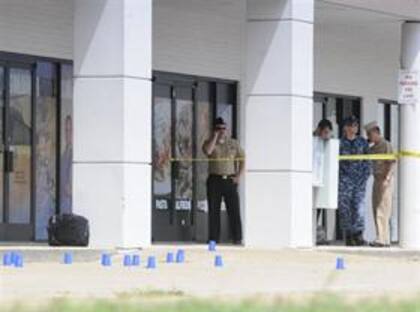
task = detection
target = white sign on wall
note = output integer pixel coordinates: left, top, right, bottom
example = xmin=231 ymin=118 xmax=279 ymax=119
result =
xmin=399 ymin=70 xmax=419 ymax=105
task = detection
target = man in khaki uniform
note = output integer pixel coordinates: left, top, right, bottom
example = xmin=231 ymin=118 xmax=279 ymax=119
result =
xmin=365 ymin=121 xmax=395 ymax=247
xmin=202 ymin=117 xmax=245 ymax=244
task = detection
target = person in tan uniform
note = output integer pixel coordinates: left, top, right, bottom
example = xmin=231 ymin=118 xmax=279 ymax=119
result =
xmin=202 ymin=117 xmax=245 ymax=244
xmin=365 ymin=121 xmax=395 ymax=247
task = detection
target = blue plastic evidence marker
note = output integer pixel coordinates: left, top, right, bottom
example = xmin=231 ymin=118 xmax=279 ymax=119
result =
xmin=3 ymin=253 xmax=12 ymax=266
xmin=166 ymin=252 xmax=174 ymax=263
xmin=63 ymin=252 xmax=73 ymax=265
xmin=14 ymin=254 xmax=24 ymax=268
xmin=208 ymin=240 xmax=217 ymax=252
xmin=336 ymin=257 xmax=345 ymax=270
xmin=123 ymin=254 xmax=132 ymax=267
xmin=214 ymin=255 xmax=223 ymax=268
xmin=101 ymin=253 xmax=112 ymax=267
xmin=176 ymin=250 xmax=185 ymax=263
xmin=132 ymin=255 xmax=141 ymax=266
xmin=147 ymin=256 xmax=157 ymax=269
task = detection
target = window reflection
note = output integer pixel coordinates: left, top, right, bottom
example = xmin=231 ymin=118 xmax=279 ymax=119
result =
xmin=60 ymin=64 xmax=73 ymax=214
xmin=35 ymin=62 xmax=57 ymax=239
xmin=8 ymin=68 xmax=32 ymax=224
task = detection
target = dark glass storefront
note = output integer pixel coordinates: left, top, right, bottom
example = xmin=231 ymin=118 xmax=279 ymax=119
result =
xmin=152 ymin=72 xmax=237 ymax=242
xmin=0 ymin=52 xmax=73 ymax=241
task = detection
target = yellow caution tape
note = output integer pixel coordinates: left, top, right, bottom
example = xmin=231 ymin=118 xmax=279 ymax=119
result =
xmin=339 ymin=150 xmax=420 ymax=161
xmin=339 ymin=154 xmax=398 ymax=161
xmin=170 ymin=157 xmax=245 ymax=162
xmin=167 ymin=151 xmax=420 ymax=162
xmin=338 ymin=151 xmax=420 ymax=160
xmin=399 ymin=150 xmax=420 ymax=158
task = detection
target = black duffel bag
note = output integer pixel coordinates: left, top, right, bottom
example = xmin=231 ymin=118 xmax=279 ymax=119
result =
xmin=47 ymin=213 xmax=89 ymax=247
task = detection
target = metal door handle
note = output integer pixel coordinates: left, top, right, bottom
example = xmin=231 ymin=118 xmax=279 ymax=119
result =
xmin=5 ymin=150 xmax=14 ymax=172
xmin=172 ymin=161 xmax=180 ymax=179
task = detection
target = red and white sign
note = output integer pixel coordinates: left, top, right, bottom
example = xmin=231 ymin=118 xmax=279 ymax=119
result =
xmin=399 ymin=70 xmax=419 ymax=105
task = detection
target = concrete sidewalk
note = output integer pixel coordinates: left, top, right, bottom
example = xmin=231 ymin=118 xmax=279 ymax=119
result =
xmin=1 ymin=245 xmax=420 ymax=303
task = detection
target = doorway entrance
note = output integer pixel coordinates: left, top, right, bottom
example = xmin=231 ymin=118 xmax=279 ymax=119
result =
xmin=0 ymin=65 xmax=34 ymax=240
xmin=313 ymin=92 xmax=362 ymax=243
xmin=152 ymin=72 xmax=237 ymax=242
xmin=313 ymin=92 xmax=362 ymax=138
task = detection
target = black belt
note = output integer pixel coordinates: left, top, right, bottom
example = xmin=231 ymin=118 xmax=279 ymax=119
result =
xmin=209 ymin=174 xmax=235 ymax=180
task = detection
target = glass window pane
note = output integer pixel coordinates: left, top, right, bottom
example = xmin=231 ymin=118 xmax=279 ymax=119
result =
xmin=0 ymin=68 xmax=3 ymax=222
xmin=196 ymin=82 xmax=211 ymax=211
xmin=313 ymin=95 xmax=325 ymax=130
xmin=153 ymin=85 xmax=172 ymax=210
xmin=216 ymin=83 xmax=235 ymax=138
xmin=0 ymin=67 xmax=3 ymax=140
xmin=35 ymin=62 xmax=57 ymax=239
xmin=8 ymin=68 xmax=32 ymax=224
xmin=174 ymin=88 xmax=193 ymax=211
xmin=60 ymin=64 xmax=73 ymax=214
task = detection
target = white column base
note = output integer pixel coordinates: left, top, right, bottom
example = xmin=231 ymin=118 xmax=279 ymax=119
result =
xmin=400 ymin=158 xmax=420 ymax=249
xmin=73 ymin=163 xmax=151 ymax=248
xmin=245 ymin=171 xmax=312 ymax=248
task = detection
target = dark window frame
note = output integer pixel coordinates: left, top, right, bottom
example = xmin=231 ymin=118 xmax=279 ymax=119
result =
xmin=151 ymin=71 xmax=239 ymax=242
xmin=378 ymin=99 xmax=398 ymax=141
xmin=314 ymin=92 xmax=362 ymax=137
xmin=0 ymin=51 xmax=72 ymax=241
xmin=314 ymin=91 xmax=363 ymax=242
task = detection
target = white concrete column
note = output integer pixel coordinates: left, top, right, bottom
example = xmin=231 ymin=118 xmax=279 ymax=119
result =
xmin=400 ymin=22 xmax=420 ymax=249
xmin=244 ymin=0 xmax=314 ymax=248
xmin=73 ymin=0 xmax=152 ymax=248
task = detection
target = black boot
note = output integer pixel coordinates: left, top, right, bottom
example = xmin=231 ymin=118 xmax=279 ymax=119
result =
xmin=353 ymin=232 xmax=367 ymax=246
xmin=345 ymin=233 xmax=355 ymax=246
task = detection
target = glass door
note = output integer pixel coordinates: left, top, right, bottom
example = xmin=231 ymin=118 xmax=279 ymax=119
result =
xmin=0 ymin=65 xmax=34 ymax=240
xmin=152 ymin=73 xmax=238 ymax=243
xmin=0 ymin=67 xmax=4 ymax=228
xmin=152 ymin=83 xmax=173 ymax=240
xmin=152 ymin=82 xmax=195 ymax=241
xmin=173 ymin=85 xmax=194 ymax=239
xmin=194 ymin=82 xmax=212 ymax=242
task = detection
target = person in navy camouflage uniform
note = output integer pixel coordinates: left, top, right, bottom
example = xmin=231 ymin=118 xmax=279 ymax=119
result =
xmin=339 ymin=116 xmax=371 ymax=246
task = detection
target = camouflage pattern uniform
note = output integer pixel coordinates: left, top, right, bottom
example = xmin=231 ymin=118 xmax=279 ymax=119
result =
xmin=338 ymin=136 xmax=371 ymax=239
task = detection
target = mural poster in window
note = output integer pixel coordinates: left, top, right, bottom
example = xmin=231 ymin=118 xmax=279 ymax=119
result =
xmin=60 ymin=64 xmax=73 ymax=214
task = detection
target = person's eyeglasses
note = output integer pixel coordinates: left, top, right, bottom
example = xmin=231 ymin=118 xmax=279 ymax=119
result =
xmin=216 ymin=126 xmax=226 ymax=130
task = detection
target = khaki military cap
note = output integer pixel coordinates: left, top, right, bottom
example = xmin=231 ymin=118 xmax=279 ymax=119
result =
xmin=364 ymin=121 xmax=379 ymax=132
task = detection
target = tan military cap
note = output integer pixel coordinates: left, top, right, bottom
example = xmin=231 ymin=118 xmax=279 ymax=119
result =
xmin=364 ymin=121 xmax=379 ymax=132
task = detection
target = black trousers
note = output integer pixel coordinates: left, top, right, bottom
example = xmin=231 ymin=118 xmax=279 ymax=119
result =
xmin=207 ymin=175 xmax=242 ymax=242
